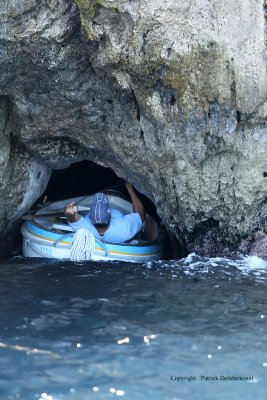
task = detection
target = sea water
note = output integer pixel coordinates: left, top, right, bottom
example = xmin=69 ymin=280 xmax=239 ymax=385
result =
xmin=0 ymin=254 xmax=267 ymax=400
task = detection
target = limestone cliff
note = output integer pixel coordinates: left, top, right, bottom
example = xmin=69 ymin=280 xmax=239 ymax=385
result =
xmin=0 ymin=0 xmax=266 ymax=258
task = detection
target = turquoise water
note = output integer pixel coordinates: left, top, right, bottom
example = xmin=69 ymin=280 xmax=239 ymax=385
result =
xmin=0 ymin=254 xmax=267 ymax=400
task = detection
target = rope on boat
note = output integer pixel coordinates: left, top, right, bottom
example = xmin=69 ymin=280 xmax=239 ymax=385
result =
xmin=53 ymin=233 xmax=74 ymax=247
xmin=70 ymin=228 xmax=96 ymax=261
xmin=95 ymin=238 xmax=110 ymax=257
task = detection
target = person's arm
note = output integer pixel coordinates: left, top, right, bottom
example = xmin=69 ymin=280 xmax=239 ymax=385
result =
xmin=64 ymin=202 xmax=81 ymax=223
xmin=125 ymin=183 xmax=146 ymax=222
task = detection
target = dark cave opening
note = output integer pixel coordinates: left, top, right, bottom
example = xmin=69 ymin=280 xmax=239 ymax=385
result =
xmin=9 ymin=160 xmax=182 ymax=260
xmin=41 ymin=160 xmax=161 ymax=224
xmin=43 ymin=161 xmax=123 ymax=201
xmin=27 ymin=160 xmax=180 ymax=260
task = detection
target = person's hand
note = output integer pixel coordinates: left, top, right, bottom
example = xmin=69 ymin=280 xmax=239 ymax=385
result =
xmin=64 ymin=202 xmax=78 ymax=219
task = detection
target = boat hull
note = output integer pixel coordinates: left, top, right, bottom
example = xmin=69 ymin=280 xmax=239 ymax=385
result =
xmin=21 ymin=194 xmax=164 ymax=263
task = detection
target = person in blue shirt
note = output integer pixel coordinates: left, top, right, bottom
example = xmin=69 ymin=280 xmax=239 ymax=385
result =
xmin=64 ymin=183 xmax=146 ymax=243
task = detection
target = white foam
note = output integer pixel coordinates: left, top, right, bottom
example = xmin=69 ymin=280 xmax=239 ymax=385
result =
xmin=240 ymin=256 xmax=267 ymax=270
xmin=185 ymin=254 xmax=267 ymax=273
xmin=145 ymin=253 xmax=267 ymax=279
xmin=183 ymin=252 xmax=197 ymax=264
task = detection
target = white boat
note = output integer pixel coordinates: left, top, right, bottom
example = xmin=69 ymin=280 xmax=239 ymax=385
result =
xmin=21 ymin=192 xmax=165 ymax=263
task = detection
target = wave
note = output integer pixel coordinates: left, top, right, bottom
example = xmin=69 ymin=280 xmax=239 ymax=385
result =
xmin=145 ymin=253 xmax=267 ymax=281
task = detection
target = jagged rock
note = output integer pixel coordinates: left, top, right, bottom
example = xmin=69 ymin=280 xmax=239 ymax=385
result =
xmin=0 ymin=0 xmax=266 ymax=258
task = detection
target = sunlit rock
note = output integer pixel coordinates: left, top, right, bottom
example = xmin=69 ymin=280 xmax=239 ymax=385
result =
xmin=0 ymin=0 xmax=266 ymax=257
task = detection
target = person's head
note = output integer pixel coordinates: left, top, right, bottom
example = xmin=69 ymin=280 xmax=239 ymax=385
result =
xmin=90 ymin=193 xmax=111 ymax=226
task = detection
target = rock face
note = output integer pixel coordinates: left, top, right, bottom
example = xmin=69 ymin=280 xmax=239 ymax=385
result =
xmin=0 ymin=0 xmax=266 ymax=258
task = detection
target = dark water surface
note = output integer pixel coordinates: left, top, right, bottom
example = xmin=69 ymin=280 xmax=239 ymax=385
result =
xmin=0 ymin=254 xmax=267 ymax=400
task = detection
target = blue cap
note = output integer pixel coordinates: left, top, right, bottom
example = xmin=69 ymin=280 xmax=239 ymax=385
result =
xmin=90 ymin=193 xmax=111 ymax=225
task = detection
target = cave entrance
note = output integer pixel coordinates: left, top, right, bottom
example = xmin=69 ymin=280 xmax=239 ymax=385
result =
xmin=43 ymin=160 xmax=124 ymax=202
xmin=41 ymin=160 xmax=160 ymax=224
xmin=27 ymin=160 xmax=181 ymax=260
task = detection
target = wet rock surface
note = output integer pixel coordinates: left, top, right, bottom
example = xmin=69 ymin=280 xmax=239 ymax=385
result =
xmin=0 ymin=0 xmax=266 ymax=258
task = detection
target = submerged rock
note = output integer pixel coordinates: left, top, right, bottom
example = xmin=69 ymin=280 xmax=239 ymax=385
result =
xmin=0 ymin=0 xmax=266 ymax=258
